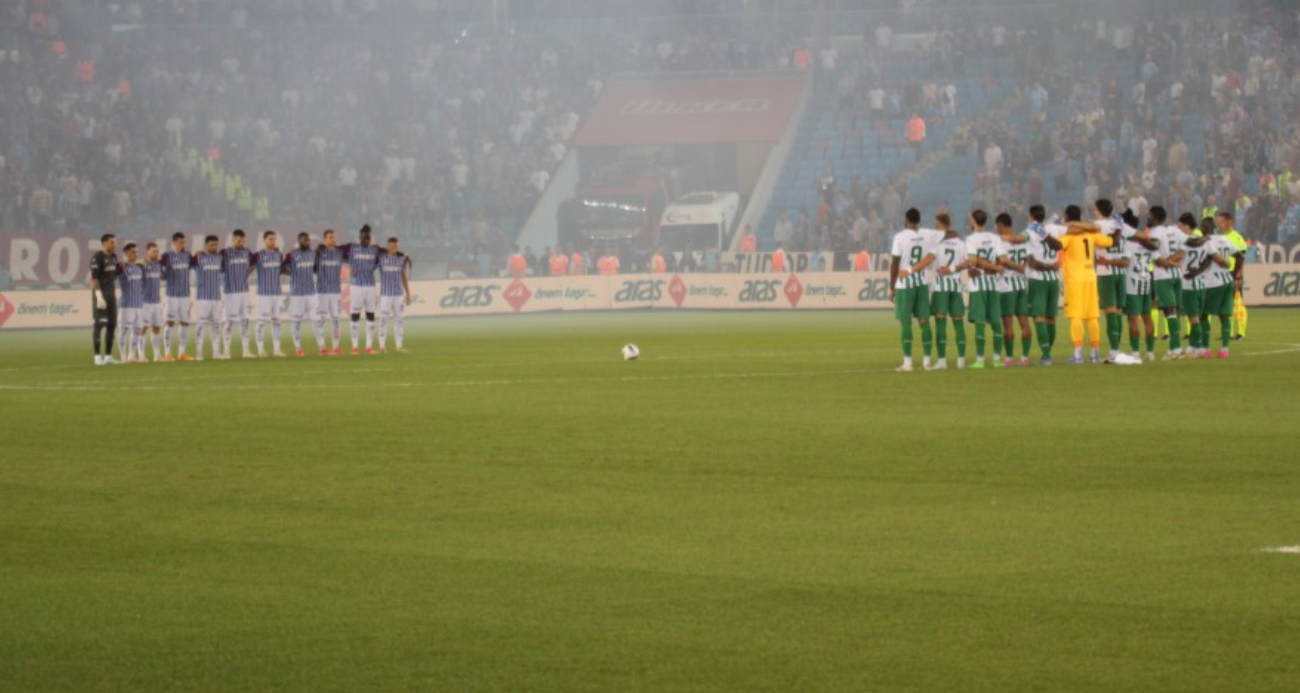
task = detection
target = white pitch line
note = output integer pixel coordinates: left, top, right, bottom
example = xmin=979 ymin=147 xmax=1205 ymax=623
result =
xmin=0 ymin=382 xmax=413 ymax=393
xmin=441 ymin=368 xmax=885 ymax=388
xmin=1237 ymin=343 xmax=1300 ymax=357
xmin=1260 ymin=546 xmax=1300 ymax=554
xmin=30 ymin=367 xmax=396 ymax=387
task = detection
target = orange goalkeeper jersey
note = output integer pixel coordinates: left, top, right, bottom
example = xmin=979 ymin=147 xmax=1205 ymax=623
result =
xmin=1058 ymin=232 xmax=1114 ymax=281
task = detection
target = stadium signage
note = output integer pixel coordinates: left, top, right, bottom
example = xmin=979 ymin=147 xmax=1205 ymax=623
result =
xmin=727 ymin=251 xmax=830 ymax=274
xmin=572 ymin=77 xmax=807 ymax=146
xmin=1260 ymin=270 xmax=1300 ymax=298
xmin=440 ymin=284 xmax=499 ymax=309
xmin=620 ymin=98 xmax=773 ymax=115
xmin=614 ymin=279 xmax=666 ymax=303
xmin=857 ymin=278 xmax=892 ymax=302
xmin=6 ymin=266 xmax=1300 ymax=329
xmin=738 ymin=279 xmax=783 ymax=304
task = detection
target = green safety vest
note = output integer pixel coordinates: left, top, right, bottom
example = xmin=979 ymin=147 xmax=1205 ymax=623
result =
xmin=254 ymin=197 xmax=270 ymax=221
xmin=237 ymin=188 xmax=253 ymax=211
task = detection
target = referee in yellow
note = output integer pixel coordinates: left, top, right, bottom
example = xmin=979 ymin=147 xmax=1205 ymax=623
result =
xmin=1217 ymin=212 xmax=1248 ymax=339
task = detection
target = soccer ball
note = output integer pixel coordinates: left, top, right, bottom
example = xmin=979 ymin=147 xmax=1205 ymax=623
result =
xmin=621 ymin=344 xmax=640 ymax=361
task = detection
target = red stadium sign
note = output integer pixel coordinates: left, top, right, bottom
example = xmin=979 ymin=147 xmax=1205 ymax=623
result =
xmin=573 ymin=77 xmax=807 ymax=146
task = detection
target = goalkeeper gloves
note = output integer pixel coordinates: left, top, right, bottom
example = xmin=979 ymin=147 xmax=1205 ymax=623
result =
xmin=94 ymin=290 xmax=106 ymax=310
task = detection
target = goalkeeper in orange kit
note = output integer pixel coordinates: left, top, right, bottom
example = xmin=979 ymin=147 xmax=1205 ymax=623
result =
xmin=1053 ymin=204 xmax=1118 ymax=364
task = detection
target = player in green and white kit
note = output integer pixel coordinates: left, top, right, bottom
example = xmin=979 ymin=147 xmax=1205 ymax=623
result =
xmin=1122 ymin=222 xmax=1157 ymax=361
xmin=1024 ymin=205 xmax=1063 ymax=365
xmin=964 ymin=209 xmax=1006 ymax=369
xmin=1177 ymin=213 xmax=1211 ymax=358
xmin=1148 ymin=206 xmax=1186 ymax=359
xmin=1194 ymin=217 xmax=1245 ymax=359
xmin=889 ymin=208 xmax=942 ymax=372
xmin=1093 ymin=201 xmax=1153 ymax=362
xmin=995 ymin=213 xmax=1031 ymax=366
xmin=928 ymin=212 xmax=968 ymax=370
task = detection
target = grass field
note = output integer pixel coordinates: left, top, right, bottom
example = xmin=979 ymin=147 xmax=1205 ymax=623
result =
xmin=3 ymin=309 xmax=1300 ymax=692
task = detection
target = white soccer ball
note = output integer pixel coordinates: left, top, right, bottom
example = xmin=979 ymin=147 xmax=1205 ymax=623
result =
xmin=621 ymin=344 xmax=640 ymax=361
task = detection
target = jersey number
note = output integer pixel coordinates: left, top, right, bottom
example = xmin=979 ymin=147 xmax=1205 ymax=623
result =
xmin=1083 ymin=239 xmax=1091 ymax=260
xmin=910 ymin=246 xmax=923 ymax=264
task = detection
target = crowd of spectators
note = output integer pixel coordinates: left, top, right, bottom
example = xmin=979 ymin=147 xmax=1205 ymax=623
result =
xmin=0 ymin=0 xmax=805 ymax=277
xmin=957 ymin=4 xmax=1300 ymax=246
xmin=774 ymin=2 xmax=1300 ymax=260
xmin=6 ymin=0 xmax=1300 ymax=287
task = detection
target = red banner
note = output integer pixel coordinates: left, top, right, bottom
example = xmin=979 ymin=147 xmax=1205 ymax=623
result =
xmin=572 ymin=77 xmax=807 ymax=147
xmin=0 ymin=229 xmax=340 ymax=286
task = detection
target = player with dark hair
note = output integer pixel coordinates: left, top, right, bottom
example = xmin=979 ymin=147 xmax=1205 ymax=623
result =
xmin=316 ymin=229 xmax=346 ymax=355
xmin=116 ymin=242 xmax=145 ymax=363
xmin=221 ymin=229 xmax=255 ymax=358
xmin=193 ymin=234 xmax=226 ymax=360
xmin=995 ymin=212 xmax=1031 ymax=366
xmin=1024 ymin=204 xmax=1064 ymax=365
xmin=141 ymin=243 xmax=165 ymax=361
xmin=888 ymin=208 xmax=941 ymax=372
xmin=344 ymin=224 xmax=382 ymax=355
xmin=376 ymin=236 xmax=413 ymax=354
xmin=928 ymin=212 xmax=968 ymax=369
xmin=286 ymin=231 xmax=324 ymax=357
xmin=964 ymin=209 xmax=1006 ymax=369
xmin=90 ymin=233 xmax=120 ymax=365
xmin=160 ymin=232 xmax=195 ymax=361
xmin=252 ymin=230 xmax=286 ymax=358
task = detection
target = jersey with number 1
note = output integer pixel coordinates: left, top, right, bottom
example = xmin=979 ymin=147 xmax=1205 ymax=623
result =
xmin=1058 ymin=232 xmax=1114 ymax=281
xmin=930 ymin=236 xmax=966 ymax=293
xmin=890 ymin=228 xmax=940 ymax=289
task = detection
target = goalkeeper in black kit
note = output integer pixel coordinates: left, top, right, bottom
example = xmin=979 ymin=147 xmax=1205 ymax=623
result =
xmin=91 ymin=233 xmax=120 ymax=365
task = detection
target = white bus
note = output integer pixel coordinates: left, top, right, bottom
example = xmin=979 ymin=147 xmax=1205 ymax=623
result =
xmin=658 ymin=192 xmax=741 ymax=251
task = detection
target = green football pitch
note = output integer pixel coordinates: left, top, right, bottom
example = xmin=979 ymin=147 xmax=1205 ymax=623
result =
xmin=3 ymin=309 xmax=1300 ymax=692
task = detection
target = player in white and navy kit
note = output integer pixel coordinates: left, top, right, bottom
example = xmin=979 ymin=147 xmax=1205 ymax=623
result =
xmin=344 ymin=224 xmax=381 ymax=354
xmin=222 ymin=229 xmax=255 ymax=358
xmin=116 ymin=243 xmax=145 ymax=363
xmin=160 ymin=232 xmax=194 ymax=361
xmin=141 ymin=243 xmax=165 ymax=361
xmin=376 ymin=236 xmax=412 ymax=353
xmin=252 ymin=230 xmax=286 ymax=357
xmin=286 ymin=232 xmax=324 ymax=357
xmin=315 ymin=229 xmax=346 ymax=355
xmin=193 ymin=235 xmax=225 ymax=361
